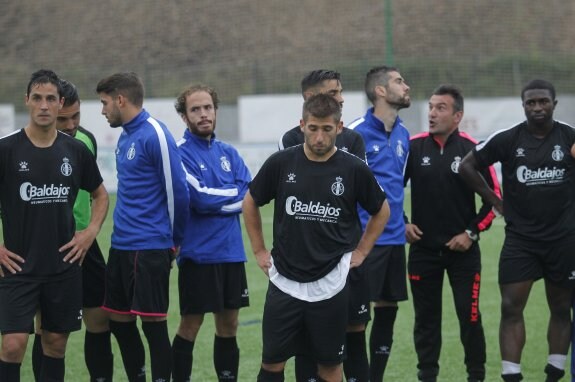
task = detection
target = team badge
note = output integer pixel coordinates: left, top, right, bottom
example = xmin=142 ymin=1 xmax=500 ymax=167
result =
xmin=396 ymin=140 xmax=405 ymax=157
xmin=451 ymin=156 xmax=462 ymax=173
xmin=286 ymin=173 xmax=296 ymax=183
xmin=331 ymin=176 xmax=345 ymax=196
xmin=220 ymin=156 xmax=231 ymax=172
xmin=552 ymin=145 xmax=564 ymax=161
xmin=60 ymin=157 xmax=73 ymax=176
xmin=127 ymin=142 xmax=136 ymax=160
xmin=421 ymin=156 xmax=431 ymax=166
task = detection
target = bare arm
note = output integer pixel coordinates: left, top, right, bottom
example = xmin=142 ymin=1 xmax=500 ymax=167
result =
xmin=459 ymin=152 xmax=503 ymax=215
xmin=350 ymin=200 xmax=391 ymax=268
xmin=242 ymin=190 xmax=271 ymax=275
xmin=61 ymin=183 xmax=109 ymax=265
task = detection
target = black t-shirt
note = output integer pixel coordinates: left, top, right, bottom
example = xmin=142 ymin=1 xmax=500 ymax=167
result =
xmin=0 ymin=129 xmax=103 ymax=278
xmin=473 ymin=121 xmax=575 ymax=241
xmin=249 ymin=146 xmax=386 ymax=282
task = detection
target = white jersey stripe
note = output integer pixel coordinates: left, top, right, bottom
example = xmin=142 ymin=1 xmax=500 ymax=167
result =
xmin=148 ymin=117 xmax=176 ymax=231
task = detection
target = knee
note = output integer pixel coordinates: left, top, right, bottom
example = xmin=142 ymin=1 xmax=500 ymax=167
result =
xmin=1 ymin=335 xmax=27 ymax=363
xmin=41 ymin=333 xmax=68 ymax=358
xmin=177 ymin=315 xmax=204 ymax=340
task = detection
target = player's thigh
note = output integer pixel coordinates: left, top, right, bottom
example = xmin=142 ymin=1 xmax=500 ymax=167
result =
xmin=40 ymin=272 xmax=82 ymax=333
xmin=0 ymin=277 xmax=39 ymax=334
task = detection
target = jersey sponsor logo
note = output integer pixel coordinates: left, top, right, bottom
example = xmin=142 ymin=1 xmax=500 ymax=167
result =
xmin=451 ymin=156 xmax=462 ymax=173
xmin=516 ymin=165 xmax=566 ymax=185
xmin=20 ymin=182 xmax=71 ymax=204
xmin=127 ymin=142 xmax=136 ymax=160
xmin=552 ymin=145 xmax=564 ymax=161
xmin=421 ymin=156 xmax=431 ymax=166
xmin=18 ymin=161 xmax=29 ymax=172
xmin=285 ymin=196 xmax=341 ymax=223
xmin=331 ymin=177 xmax=344 ymax=196
xmin=60 ymin=157 xmax=72 ymax=176
xmin=286 ymin=173 xmax=296 ymax=183
xmin=220 ymin=156 xmax=231 ymax=172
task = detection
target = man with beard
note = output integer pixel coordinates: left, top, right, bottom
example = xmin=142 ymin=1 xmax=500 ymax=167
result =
xmin=32 ymin=79 xmax=114 ymax=382
xmin=97 ymin=72 xmax=189 ymax=382
xmin=459 ymin=79 xmax=575 ymax=382
xmin=243 ymin=93 xmax=390 ymax=382
xmin=280 ymin=69 xmax=369 ymax=382
xmin=171 ymin=84 xmax=251 ymax=382
xmin=0 ymin=69 xmax=108 ymax=382
xmin=348 ymin=65 xmax=412 ymax=382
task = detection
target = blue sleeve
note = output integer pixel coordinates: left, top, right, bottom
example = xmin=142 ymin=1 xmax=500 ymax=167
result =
xmin=151 ymin=131 xmax=190 ymax=247
xmin=186 ymin=147 xmax=251 ymax=215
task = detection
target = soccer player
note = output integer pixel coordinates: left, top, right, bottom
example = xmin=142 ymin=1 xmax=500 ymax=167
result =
xmin=348 ymin=65 xmax=411 ymax=382
xmin=0 ymin=69 xmax=108 ymax=382
xmin=278 ymin=69 xmax=365 ymax=159
xmin=97 ymin=72 xmax=189 ymax=382
xmin=459 ymin=79 xmax=575 ymax=382
xmin=171 ymin=84 xmax=251 ymax=382
xmin=32 ymin=79 xmax=114 ymax=381
xmin=279 ymin=69 xmax=369 ymax=381
xmin=405 ymin=84 xmax=500 ymax=382
xmin=243 ymin=93 xmax=390 ymax=382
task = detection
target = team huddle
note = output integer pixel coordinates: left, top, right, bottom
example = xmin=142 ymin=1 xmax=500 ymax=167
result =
xmin=0 ymin=67 xmax=573 ymax=382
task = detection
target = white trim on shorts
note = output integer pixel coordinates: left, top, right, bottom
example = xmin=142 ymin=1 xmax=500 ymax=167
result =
xmin=269 ymin=252 xmax=352 ymax=302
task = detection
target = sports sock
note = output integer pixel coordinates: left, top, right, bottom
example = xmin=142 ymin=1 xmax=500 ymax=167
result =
xmin=0 ymin=359 xmax=21 ymax=382
xmin=39 ymin=354 xmax=64 ymax=382
xmin=172 ymin=334 xmax=195 ymax=382
xmin=85 ymin=330 xmax=114 ymax=382
xmin=257 ymin=367 xmax=285 ymax=382
xmin=344 ymin=330 xmax=369 ymax=381
xmin=501 ymin=360 xmax=521 ymax=375
xmin=547 ymin=354 xmax=567 ymax=370
xmin=109 ymin=320 xmax=146 ymax=382
xmin=544 ymin=363 xmax=566 ymax=382
xmin=213 ymin=335 xmax=239 ymax=381
xmin=142 ymin=320 xmax=172 ymax=382
xmin=294 ymin=354 xmax=317 ymax=382
xmin=32 ymin=333 xmax=43 ymax=381
xmin=369 ymin=306 xmax=398 ymax=382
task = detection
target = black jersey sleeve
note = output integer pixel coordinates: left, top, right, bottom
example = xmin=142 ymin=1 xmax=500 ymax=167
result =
xmin=473 ymin=126 xmax=516 ymax=168
xmin=79 ymin=143 xmax=103 ymax=193
xmin=354 ymin=160 xmax=386 ymax=215
xmin=248 ymin=150 xmax=284 ymax=206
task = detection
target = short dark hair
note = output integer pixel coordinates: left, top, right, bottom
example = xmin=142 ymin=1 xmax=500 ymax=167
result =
xmin=96 ymin=72 xmax=144 ymax=107
xmin=364 ymin=65 xmax=398 ymax=104
xmin=432 ymin=84 xmax=464 ymax=112
xmin=301 ymin=69 xmax=341 ymax=95
xmin=27 ymin=69 xmax=62 ymax=98
xmin=59 ymin=79 xmax=80 ymax=107
xmin=174 ymin=84 xmax=219 ymax=115
xmin=302 ymin=93 xmax=342 ymax=122
xmin=521 ymin=79 xmax=556 ymax=101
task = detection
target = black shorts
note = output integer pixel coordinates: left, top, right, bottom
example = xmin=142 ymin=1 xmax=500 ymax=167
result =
xmin=103 ymin=248 xmax=173 ymax=317
xmin=177 ymin=260 xmax=249 ymax=315
xmin=0 ymin=271 xmax=82 ymax=334
xmin=82 ymin=239 xmax=106 ymax=308
xmin=261 ymin=282 xmax=348 ymax=366
xmin=365 ymin=245 xmax=408 ymax=302
xmin=347 ymin=263 xmax=371 ymax=325
xmin=499 ymin=234 xmax=575 ymax=286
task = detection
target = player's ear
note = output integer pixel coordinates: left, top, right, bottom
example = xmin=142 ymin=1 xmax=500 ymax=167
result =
xmin=336 ymin=121 xmax=343 ymax=134
xmin=299 ymin=119 xmax=305 ymax=132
